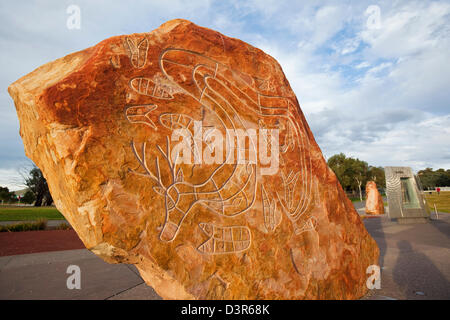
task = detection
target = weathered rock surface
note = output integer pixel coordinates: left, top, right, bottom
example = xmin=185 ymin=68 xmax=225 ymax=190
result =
xmin=365 ymin=181 xmax=384 ymax=215
xmin=9 ymin=19 xmax=378 ymax=299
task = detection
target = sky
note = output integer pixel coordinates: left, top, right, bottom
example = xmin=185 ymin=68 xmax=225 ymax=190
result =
xmin=1 ymin=0 xmax=449 ymax=190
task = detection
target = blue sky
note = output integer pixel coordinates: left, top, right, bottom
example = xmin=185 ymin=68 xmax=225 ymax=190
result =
xmin=1 ymin=0 xmax=450 ymax=190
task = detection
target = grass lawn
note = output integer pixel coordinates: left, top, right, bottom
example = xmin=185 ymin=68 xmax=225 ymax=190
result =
xmin=424 ymin=191 xmax=450 ymax=213
xmin=0 ymin=206 xmax=65 ymax=221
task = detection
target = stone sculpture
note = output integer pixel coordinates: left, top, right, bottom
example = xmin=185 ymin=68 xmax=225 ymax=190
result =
xmin=9 ymin=19 xmax=379 ymax=299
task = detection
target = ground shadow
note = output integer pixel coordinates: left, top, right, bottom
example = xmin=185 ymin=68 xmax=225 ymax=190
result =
xmin=429 ymin=217 xmax=450 ymax=242
xmin=392 ymin=240 xmax=450 ymax=299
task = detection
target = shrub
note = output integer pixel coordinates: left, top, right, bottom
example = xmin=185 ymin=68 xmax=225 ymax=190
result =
xmin=0 ymin=219 xmax=47 ymax=232
xmin=55 ymin=222 xmax=72 ymax=230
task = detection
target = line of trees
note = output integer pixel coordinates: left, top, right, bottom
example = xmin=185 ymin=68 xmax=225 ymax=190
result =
xmin=0 ymin=186 xmax=17 ymax=203
xmin=327 ymin=154 xmax=450 ymax=198
xmin=417 ymin=168 xmax=450 ymax=189
xmin=327 ymin=153 xmax=385 ymax=201
xmin=0 ymin=186 xmax=36 ymax=204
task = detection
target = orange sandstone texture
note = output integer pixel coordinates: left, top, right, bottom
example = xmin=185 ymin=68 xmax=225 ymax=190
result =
xmin=365 ymin=181 xmax=385 ymax=215
xmin=8 ymin=19 xmax=378 ymax=299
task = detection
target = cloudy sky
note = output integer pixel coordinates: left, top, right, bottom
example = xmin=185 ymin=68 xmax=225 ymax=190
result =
xmin=1 ymin=0 xmax=449 ymax=190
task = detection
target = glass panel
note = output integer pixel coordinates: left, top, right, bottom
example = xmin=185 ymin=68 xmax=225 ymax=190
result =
xmin=400 ymin=177 xmax=421 ymax=209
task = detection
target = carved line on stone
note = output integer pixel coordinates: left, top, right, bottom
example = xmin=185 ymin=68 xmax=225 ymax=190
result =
xmin=158 ymin=112 xmax=202 ymax=164
xmin=207 ymin=271 xmax=230 ymax=290
xmin=125 ymin=104 xmax=158 ymax=130
xmin=123 ymin=47 xmax=315 ymax=243
xmin=281 ymin=171 xmax=300 ymax=213
xmin=129 ymin=141 xmax=156 ymax=180
xmin=261 ymin=184 xmax=281 ymax=233
xmin=279 ymin=120 xmax=296 ymax=153
xmin=254 ymin=76 xmax=271 ymax=92
xmin=159 ymin=113 xmax=194 ymax=130
xmin=160 ymin=48 xmax=314 ymax=232
xmin=293 ymin=216 xmax=317 ymax=236
xmin=129 ymin=77 xmax=174 ymax=99
xmin=129 ymin=137 xmax=184 ymax=242
xmin=159 ymin=48 xmax=290 ymax=115
xmin=125 ymin=37 xmax=148 ymax=68
xmin=129 ymin=133 xmax=256 ymax=242
xmin=276 ymin=115 xmax=313 ymax=228
xmin=159 ymin=49 xmax=258 ymax=218
xmin=197 ymin=222 xmax=251 ymax=255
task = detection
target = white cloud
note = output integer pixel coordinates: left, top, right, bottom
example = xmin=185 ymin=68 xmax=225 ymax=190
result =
xmin=256 ymin=40 xmax=344 ymax=115
xmin=355 ymin=61 xmax=371 ymax=69
xmin=353 ymin=115 xmax=450 ymax=170
xmin=312 ymin=6 xmax=347 ymax=46
xmin=360 ymin=1 xmax=450 ymax=60
xmin=366 ymin=62 xmax=393 ymax=76
xmin=251 ymin=1 xmax=450 ymax=172
xmin=0 ymin=168 xmax=27 ymax=191
xmin=339 ymin=37 xmax=361 ymax=55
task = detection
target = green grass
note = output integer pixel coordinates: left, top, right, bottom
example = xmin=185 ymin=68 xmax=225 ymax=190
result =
xmin=424 ymin=191 xmax=450 ymax=213
xmin=0 ymin=206 xmax=64 ymax=221
xmin=0 ymin=219 xmax=47 ymax=232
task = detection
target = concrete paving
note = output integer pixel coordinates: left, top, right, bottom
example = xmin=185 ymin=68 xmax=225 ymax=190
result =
xmin=0 ymin=249 xmax=161 ymax=300
xmin=362 ymin=213 xmax=450 ymax=300
xmin=0 ymin=212 xmax=449 ymax=300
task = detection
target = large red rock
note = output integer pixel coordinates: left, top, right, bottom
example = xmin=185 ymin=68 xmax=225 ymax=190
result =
xmin=8 ymin=19 xmax=378 ymax=299
xmin=365 ymin=181 xmax=385 ymax=215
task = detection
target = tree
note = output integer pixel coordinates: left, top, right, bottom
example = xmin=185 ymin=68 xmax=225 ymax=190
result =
xmin=0 ymin=186 xmax=16 ymax=203
xmin=436 ymin=169 xmax=450 ymax=187
xmin=418 ymin=168 xmax=450 ymax=189
xmin=21 ymin=190 xmax=36 ymax=204
xmin=327 ymin=153 xmax=369 ymax=199
xmin=349 ymin=158 xmax=369 ymax=201
xmin=327 ymin=153 xmax=353 ymax=191
xmin=23 ymin=166 xmax=53 ymax=207
xmin=328 ymin=154 xmax=449 ymax=196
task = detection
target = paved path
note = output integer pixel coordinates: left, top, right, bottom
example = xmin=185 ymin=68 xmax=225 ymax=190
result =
xmin=362 ymin=213 xmax=450 ymax=300
xmin=0 ymin=249 xmax=161 ymax=300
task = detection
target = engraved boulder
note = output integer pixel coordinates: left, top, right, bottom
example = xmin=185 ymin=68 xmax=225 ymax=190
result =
xmin=8 ymin=19 xmax=379 ymax=299
xmin=365 ymin=181 xmax=385 ymax=215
